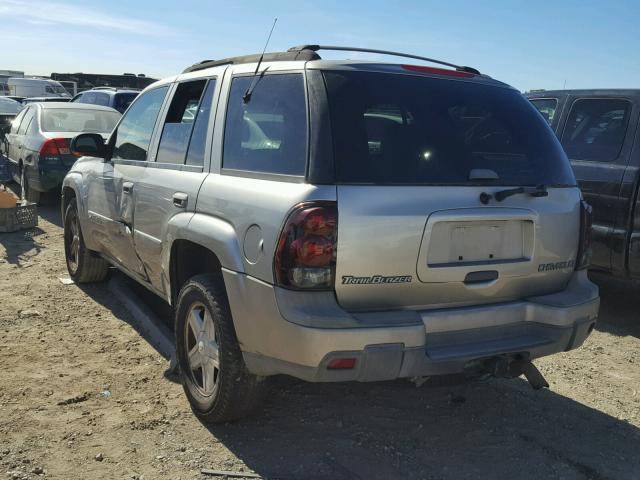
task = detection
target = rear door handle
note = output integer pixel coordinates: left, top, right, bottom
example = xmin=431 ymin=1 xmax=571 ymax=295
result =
xmin=173 ymin=192 xmax=188 ymax=208
xmin=122 ymin=182 xmax=134 ymax=194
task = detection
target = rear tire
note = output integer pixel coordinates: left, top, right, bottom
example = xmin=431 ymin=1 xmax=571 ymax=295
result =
xmin=64 ymin=198 xmax=109 ymax=283
xmin=20 ymin=166 xmax=40 ymax=204
xmin=175 ymin=274 xmax=267 ymax=423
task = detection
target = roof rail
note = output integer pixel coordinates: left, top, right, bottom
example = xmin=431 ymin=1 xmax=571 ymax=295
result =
xmin=287 ymin=45 xmax=480 ymax=75
xmin=183 ymin=49 xmax=321 ymax=73
xmin=91 ymin=86 xmax=140 ymax=92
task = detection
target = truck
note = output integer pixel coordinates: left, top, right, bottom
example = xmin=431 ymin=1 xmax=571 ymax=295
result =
xmin=528 ymin=89 xmax=640 ymax=280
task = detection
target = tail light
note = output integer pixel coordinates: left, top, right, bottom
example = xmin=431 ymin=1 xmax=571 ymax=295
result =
xmin=576 ymin=200 xmax=593 ymax=270
xmin=274 ymin=202 xmax=338 ymax=290
xmin=39 ymin=138 xmax=71 ymax=157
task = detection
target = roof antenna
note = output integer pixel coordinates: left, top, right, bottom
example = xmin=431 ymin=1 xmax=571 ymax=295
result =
xmin=243 ymin=17 xmax=278 ymax=104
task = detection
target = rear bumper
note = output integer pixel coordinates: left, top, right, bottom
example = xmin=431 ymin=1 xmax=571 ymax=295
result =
xmin=223 ymin=270 xmax=599 ymax=382
xmin=28 ymin=163 xmax=71 ymax=192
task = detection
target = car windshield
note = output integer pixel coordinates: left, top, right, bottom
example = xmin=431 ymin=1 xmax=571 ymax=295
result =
xmin=45 ymin=85 xmax=68 ymax=95
xmin=0 ymin=97 xmax=22 ymax=114
xmin=41 ymin=108 xmax=120 ymax=133
xmin=323 ymin=71 xmax=576 ymax=186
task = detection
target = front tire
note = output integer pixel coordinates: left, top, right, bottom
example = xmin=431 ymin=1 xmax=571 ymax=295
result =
xmin=20 ymin=166 xmax=40 ymax=204
xmin=64 ymin=198 xmax=109 ymax=283
xmin=175 ymin=274 xmax=267 ymax=423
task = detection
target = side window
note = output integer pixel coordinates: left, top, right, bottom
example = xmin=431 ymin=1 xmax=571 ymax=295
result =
xmin=530 ymin=98 xmax=557 ymax=125
xmin=72 ymin=93 xmax=84 ymax=103
xmin=156 ymin=80 xmax=207 ymax=165
xmin=10 ymin=109 xmax=27 ymax=134
xmin=186 ymin=79 xmax=216 ymax=166
xmin=17 ymin=108 xmax=35 ymax=135
xmin=223 ymin=73 xmax=307 ymax=176
xmin=94 ymin=92 xmax=110 ymax=106
xmin=561 ymin=98 xmax=631 ymax=162
xmin=112 ymin=86 xmax=169 ymax=161
xmin=83 ymin=92 xmax=96 ymax=104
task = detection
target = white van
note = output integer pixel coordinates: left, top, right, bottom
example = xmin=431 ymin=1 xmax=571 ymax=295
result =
xmin=8 ymin=78 xmax=70 ymax=98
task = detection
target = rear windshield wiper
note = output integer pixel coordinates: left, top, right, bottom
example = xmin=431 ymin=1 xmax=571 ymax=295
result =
xmin=480 ymin=185 xmax=548 ymax=204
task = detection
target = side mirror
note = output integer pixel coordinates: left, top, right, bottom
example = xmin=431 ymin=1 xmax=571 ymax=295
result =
xmin=70 ymin=133 xmax=107 ymax=158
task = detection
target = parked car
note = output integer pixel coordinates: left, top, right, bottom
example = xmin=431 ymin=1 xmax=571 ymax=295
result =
xmin=5 ymin=96 xmax=25 ymax=104
xmin=63 ymin=45 xmax=599 ymax=422
xmin=528 ymin=89 xmax=640 ymax=280
xmin=71 ymin=87 xmax=139 ymax=113
xmin=5 ymin=102 xmax=120 ymax=203
xmin=0 ymin=97 xmax=23 ymax=160
xmin=0 ymin=97 xmax=22 ymax=129
xmin=22 ymin=97 xmax=71 ymax=105
xmin=8 ymin=78 xmax=70 ymax=98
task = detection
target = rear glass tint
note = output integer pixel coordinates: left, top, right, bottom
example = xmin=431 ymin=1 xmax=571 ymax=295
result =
xmin=323 ymin=71 xmax=575 ymax=186
xmin=42 ymin=109 xmax=120 ymax=133
xmin=561 ymin=98 xmax=631 ymax=162
xmin=114 ymin=93 xmax=138 ymax=113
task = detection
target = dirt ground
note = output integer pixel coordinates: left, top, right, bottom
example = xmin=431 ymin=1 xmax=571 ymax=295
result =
xmin=0 ymin=198 xmax=639 ymax=480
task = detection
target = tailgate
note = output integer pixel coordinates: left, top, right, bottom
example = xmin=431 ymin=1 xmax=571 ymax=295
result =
xmin=334 ymin=186 xmax=581 ymax=311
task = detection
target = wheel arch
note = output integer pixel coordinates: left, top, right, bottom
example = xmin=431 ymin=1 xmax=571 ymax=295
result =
xmin=165 ymin=213 xmax=245 ymax=306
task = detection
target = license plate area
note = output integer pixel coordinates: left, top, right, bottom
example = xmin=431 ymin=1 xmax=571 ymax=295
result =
xmin=427 ymin=219 xmax=533 ymax=267
xmin=416 ymin=208 xmax=537 ymax=284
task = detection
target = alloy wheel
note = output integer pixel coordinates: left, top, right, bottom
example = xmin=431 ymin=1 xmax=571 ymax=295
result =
xmin=185 ymin=302 xmax=220 ymax=396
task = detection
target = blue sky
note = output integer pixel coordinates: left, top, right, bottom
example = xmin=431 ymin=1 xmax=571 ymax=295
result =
xmin=0 ymin=0 xmax=638 ymax=92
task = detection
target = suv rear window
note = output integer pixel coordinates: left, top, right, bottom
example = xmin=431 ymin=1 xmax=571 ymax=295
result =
xmin=114 ymin=92 xmax=138 ymax=113
xmin=323 ymin=71 xmax=575 ymax=186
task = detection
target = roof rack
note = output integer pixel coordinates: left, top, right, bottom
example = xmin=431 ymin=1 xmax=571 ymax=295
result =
xmin=183 ymin=44 xmax=480 ymax=75
xmin=287 ymin=45 xmax=480 ymax=74
xmin=90 ymin=86 xmax=140 ymax=92
xmin=183 ymin=49 xmax=321 ymax=73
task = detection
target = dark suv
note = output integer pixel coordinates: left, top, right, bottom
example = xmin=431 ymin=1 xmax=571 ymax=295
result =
xmin=71 ymin=87 xmax=139 ymax=113
xmin=528 ymin=89 xmax=640 ymax=280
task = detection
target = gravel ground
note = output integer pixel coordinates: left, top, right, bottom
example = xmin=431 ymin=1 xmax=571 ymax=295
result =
xmin=0 ymin=199 xmax=639 ymax=480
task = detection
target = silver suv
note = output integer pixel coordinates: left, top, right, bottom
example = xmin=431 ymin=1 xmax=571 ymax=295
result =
xmin=62 ymin=45 xmax=600 ymax=422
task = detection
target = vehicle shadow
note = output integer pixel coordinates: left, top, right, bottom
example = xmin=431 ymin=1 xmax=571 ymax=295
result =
xmin=38 ymin=201 xmax=63 ymax=228
xmin=74 ymin=273 xmax=177 ymax=378
xmin=590 ymin=271 xmax=640 ymax=339
xmin=75 ymin=272 xmax=640 ymax=480
xmin=204 ymin=377 xmax=640 ymax=480
xmin=0 ymin=225 xmax=45 ymax=266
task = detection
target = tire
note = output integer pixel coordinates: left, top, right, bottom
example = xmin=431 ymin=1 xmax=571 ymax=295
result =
xmin=175 ymin=273 xmax=267 ymax=423
xmin=20 ymin=166 xmax=40 ymax=204
xmin=63 ymin=198 xmax=109 ymax=283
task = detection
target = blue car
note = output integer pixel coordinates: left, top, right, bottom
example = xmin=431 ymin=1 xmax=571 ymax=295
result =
xmin=71 ymin=87 xmax=139 ymax=114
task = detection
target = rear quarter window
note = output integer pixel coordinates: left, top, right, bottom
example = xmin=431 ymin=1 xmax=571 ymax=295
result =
xmin=323 ymin=71 xmax=575 ymax=186
xmin=222 ymin=73 xmax=307 ymax=176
